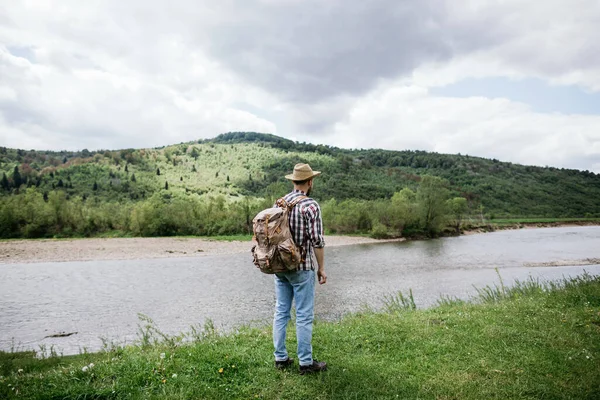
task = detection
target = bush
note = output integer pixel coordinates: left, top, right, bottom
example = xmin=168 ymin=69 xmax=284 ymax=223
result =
xmin=370 ymin=222 xmax=390 ymax=239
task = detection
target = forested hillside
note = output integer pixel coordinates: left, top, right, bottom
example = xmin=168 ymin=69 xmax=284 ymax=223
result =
xmin=1 ymin=132 xmax=599 ymax=239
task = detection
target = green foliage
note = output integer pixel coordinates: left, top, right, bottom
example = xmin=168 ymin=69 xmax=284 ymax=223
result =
xmin=416 ymin=175 xmax=450 ymax=236
xmin=12 ymin=165 xmax=22 ymax=189
xmin=1 ymin=172 xmax=8 ymax=190
xmin=447 ymin=197 xmax=469 ymax=232
xmin=0 ymin=133 xmax=599 ymax=238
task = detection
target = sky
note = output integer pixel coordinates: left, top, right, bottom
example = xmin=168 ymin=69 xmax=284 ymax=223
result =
xmin=1 ymin=0 xmax=599 ymax=172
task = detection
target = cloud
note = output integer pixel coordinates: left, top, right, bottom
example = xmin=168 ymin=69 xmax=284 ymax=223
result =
xmin=0 ymin=41 xmax=276 ymax=150
xmin=325 ymin=81 xmax=600 ymax=172
xmin=0 ymin=0 xmax=599 ymax=172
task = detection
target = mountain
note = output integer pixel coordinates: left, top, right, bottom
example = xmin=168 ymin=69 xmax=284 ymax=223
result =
xmin=1 ymin=132 xmax=599 ymax=219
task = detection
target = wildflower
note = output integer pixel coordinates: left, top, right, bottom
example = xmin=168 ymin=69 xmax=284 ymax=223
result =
xmin=218 ymin=368 xmax=224 ymax=374
xmin=82 ymin=366 xmax=89 ymax=372
xmin=172 ymin=373 xmax=177 ymax=378
xmin=17 ymin=369 xmax=23 ymax=374
xmin=89 ymin=363 xmax=94 ymax=368
xmin=160 ymin=353 xmax=166 ymax=359
xmin=162 ymin=379 xmax=166 ymax=384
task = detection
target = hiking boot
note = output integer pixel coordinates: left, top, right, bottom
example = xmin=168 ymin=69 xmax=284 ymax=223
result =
xmin=299 ymin=360 xmax=327 ymax=375
xmin=275 ymin=357 xmax=294 ymax=370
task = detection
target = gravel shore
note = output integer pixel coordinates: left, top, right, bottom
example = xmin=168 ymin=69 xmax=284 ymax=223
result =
xmin=0 ymin=236 xmax=404 ymax=264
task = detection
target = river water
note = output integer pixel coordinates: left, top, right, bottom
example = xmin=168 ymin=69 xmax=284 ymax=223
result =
xmin=1 ymin=227 xmax=599 ymax=355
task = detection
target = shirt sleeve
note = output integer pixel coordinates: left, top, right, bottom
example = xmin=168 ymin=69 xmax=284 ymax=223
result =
xmin=303 ymin=202 xmax=325 ymax=248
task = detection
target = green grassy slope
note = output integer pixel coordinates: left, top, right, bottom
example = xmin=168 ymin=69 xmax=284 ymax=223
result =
xmin=1 ymin=132 xmax=600 ymax=218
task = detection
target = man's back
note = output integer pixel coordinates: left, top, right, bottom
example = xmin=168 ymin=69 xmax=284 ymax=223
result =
xmin=282 ymin=190 xmax=325 ymax=271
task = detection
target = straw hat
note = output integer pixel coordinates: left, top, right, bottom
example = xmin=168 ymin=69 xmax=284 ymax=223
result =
xmin=285 ymin=163 xmax=321 ymax=181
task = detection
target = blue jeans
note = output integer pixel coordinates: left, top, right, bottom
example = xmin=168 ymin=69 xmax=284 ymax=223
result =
xmin=273 ymin=269 xmax=315 ymax=366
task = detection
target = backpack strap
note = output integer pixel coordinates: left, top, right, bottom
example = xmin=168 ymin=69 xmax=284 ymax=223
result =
xmin=286 ymin=195 xmax=308 ymax=210
xmin=275 ymin=195 xmax=308 ymax=210
xmin=284 ymin=195 xmax=308 ymax=262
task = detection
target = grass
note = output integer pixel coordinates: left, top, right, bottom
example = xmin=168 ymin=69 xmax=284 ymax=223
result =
xmin=1 ymin=274 xmax=600 ymax=399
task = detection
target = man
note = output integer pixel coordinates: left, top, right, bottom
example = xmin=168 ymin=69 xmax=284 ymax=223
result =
xmin=273 ymin=163 xmax=328 ymax=375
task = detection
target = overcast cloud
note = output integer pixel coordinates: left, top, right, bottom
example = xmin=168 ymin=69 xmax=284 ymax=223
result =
xmin=1 ymin=0 xmax=599 ymax=172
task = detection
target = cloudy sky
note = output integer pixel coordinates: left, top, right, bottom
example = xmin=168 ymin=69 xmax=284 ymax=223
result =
xmin=1 ymin=0 xmax=599 ymax=172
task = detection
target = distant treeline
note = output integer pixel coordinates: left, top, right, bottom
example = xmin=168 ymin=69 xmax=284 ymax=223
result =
xmin=0 ymin=176 xmax=470 ymax=239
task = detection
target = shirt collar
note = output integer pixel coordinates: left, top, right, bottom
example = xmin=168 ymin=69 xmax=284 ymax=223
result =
xmin=292 ymin=189 xmax=306 ymax=195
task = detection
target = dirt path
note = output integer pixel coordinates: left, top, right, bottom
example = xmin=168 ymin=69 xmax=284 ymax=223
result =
xmin=0 ymin=236 xmax=404 ymax=264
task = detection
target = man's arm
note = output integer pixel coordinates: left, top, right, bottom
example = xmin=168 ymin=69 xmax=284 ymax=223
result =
xmin=314 ymin=247 xmax=326 ymax=285
xmin=305 ymin=203 xmax=327 ymax=285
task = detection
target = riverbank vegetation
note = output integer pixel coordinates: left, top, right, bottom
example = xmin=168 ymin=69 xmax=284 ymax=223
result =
xmin=2 ymin=273 xmax=599 ymax=399
xmin=2 ymin=132 xmax=600 ymax=240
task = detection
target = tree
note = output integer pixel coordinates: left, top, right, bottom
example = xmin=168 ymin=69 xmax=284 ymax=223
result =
xmin=165 ymin=181 xmax=169 ymax=190
xmin=446 ymin=197 xmax=468 ymax=233
xmin=125 ymin=164 xmax=129 ymax=173
xmin=63 ymin=156 xmax=67 ymax=164
xmin=57 ymin=179 xmax=64 ymax=188
xmin=157 ymin=168 xmax=161 ymax=176
xmin=131 ymin=173 xmax=136 ymax=182
xmin=215 ymin=171 xmax=219 ymax=178
xmin=1 ymin=173 xmax=9 ymax=190
xmin=12 ymin=166 xmax=22 ymax=188
xmin=417 ymin=175 xmax=449 ymax=236
xmin=191 ymin=147 xmax=200 ymax=160
xmin=180 ymin=176 xmax=183 ymax=181
xmin=227 ymin=175 xmax=230 ymax=182
xmin=192 ymin=165 xmax=197 ymax=172
xmin=93 ymin=182 xmax=98 ymax=191
xmin=390 ymin=188 xmax=419 ymax=234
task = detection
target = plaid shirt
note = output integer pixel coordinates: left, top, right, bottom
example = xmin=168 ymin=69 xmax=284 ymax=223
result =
xmin=281 ymin=190 xmax=325 ymax=271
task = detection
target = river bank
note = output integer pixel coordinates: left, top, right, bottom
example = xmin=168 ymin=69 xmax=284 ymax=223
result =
xmin=2 ymin=220 xmax=599 ymax=264
xmin=461 ymin=219 xmax=600 ymax=235
xmin=0 ymin=235 xmax=404 ymax=264
xmin=2 ymin=274 xmax=598 ymax=399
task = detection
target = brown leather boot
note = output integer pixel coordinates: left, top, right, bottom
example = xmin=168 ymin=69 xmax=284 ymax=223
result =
xmin=299 ymin=360 xmax=327 ymax=375
xmin=275 ymin=357 xmax=294 ymax=370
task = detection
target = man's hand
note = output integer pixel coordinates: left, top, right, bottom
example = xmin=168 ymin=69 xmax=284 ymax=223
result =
xmin=318 ymin=268 xmax=327 ymax=285
xmin=314 ymin=247 xmax=326 ymax=284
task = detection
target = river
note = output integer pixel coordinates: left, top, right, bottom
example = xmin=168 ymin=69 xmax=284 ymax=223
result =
xmin=1 ymin=226 xmax=599 ymax=355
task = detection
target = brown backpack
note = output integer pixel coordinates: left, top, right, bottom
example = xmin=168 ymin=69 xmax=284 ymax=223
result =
xmin=251 ymin=196 xmax=307 ymax=274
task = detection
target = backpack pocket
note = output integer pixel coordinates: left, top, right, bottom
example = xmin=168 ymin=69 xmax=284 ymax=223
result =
xmin=277 ymin=238 xmax=302 ymax=271
xmin=252 ymin=245 xmax=286 ymax=274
